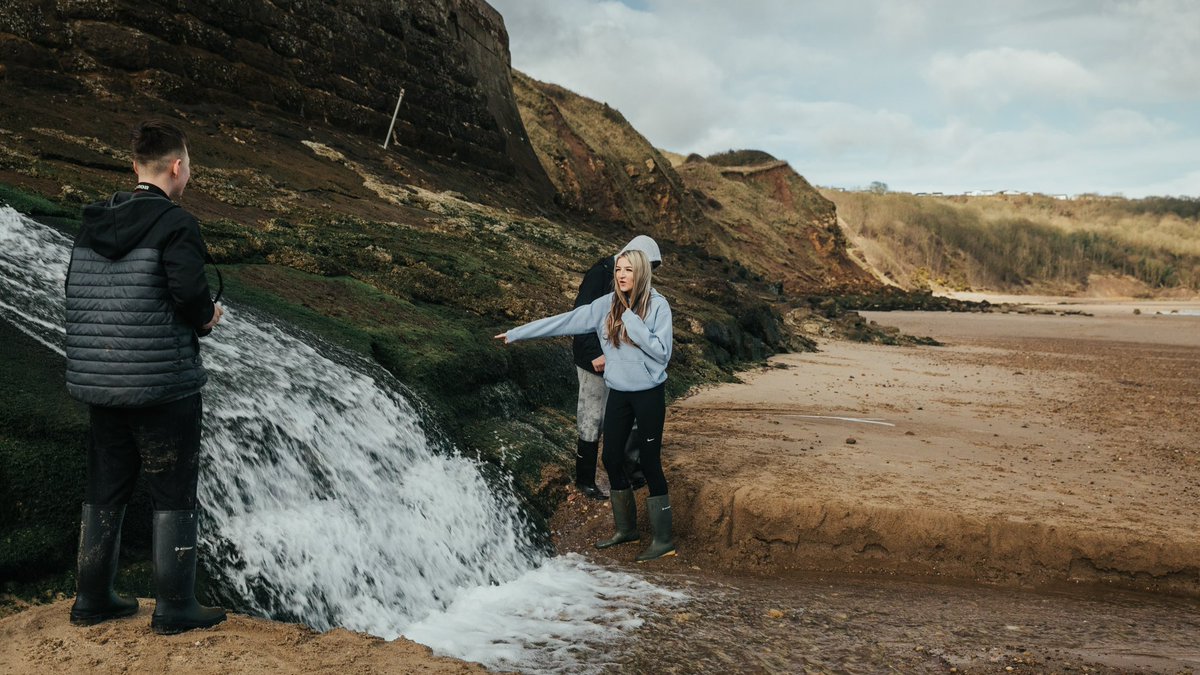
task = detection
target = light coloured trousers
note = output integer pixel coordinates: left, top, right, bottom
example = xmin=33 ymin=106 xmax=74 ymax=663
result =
xmin=576 ymin=366 xmax=608 ymax=442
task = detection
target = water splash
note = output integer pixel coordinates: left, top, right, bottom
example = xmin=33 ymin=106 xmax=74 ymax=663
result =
xmin=0 ymin=206 xmax=72 ymax=355
xmin=196 ymin=301 xmax=542 ymax=635
xmin=0 ymin=206 xmax=682 ymax=673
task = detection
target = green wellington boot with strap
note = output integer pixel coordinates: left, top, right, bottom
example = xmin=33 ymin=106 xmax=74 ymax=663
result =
xmin=595 ymin=488 xmax=640 ymax=548
xmin=636 ymin=494 xmax=676 ymax=562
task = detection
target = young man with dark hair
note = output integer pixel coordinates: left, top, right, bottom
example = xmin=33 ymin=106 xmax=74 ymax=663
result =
xmin=65 ymin=120 xmax=227 ymax=635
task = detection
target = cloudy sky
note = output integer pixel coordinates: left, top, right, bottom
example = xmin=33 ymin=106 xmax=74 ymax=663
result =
xmin=489 ymin=0 xmax=1199 ymax=197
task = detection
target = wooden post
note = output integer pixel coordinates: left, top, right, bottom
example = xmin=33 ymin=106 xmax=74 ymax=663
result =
xmin=382 ymin=88 xmax=406 ymax=149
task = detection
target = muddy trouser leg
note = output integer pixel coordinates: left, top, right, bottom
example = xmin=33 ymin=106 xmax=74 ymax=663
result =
xmin=131 ymin=394 xmax=203 ymax=512
xmin=575 ymin=367 xmax=608 ymax=486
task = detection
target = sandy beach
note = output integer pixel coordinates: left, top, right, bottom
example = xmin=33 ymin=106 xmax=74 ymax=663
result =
xmin=557 ymin=298 xmax=1200 ymax=594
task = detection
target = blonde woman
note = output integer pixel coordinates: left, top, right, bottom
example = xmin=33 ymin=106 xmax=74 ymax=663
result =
xmin=496 ymin=247 xmax=676 ymax=561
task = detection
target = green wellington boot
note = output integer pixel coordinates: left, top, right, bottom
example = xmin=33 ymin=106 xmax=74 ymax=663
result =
xmin=636 ymin=494 xmax=676 ymax=562
xmin=595 ymin=489 xmax=640 ymax=548
xmin=70 ymin=504 xmax=139 ymax=626
xmin=151 ymin=510 xmax=227 ymax=635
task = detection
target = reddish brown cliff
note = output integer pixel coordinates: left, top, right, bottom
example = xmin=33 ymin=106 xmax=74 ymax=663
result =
xmin=513 ymin=68 xmax=880 ymax=295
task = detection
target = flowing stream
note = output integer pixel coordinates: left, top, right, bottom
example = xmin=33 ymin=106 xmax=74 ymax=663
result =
xmin=0 ymin=206 xmax=681 ymax=673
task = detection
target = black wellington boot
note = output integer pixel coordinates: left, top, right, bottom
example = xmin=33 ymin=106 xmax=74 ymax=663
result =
xmin=574 ymin=438 xmax=608 ymax=500
xmin=70 ymin=504 xmax=139 ymax=626
xmin=595 ymin=489 xmax=640 ymax=548
xmin=151 ymin=510 xmax=227 ymax=635
xmin=636 ymin=494 xmax=676 ymax=562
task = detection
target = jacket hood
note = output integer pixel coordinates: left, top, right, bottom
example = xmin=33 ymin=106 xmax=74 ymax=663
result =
xmin=80 ymin=192 xmax=178 ymax=259
xmin=617 ymin=235 xmax=661 ymax=265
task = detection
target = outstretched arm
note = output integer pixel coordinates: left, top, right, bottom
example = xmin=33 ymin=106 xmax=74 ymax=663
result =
xmin=495 ymin=302 xmax=599 ymax=344
xmin=621 ymin=300 xmax=672 ymax=364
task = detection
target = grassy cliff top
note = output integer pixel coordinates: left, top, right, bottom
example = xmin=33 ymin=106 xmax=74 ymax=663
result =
xmin=826 ymin=189 xmax=1200 ymax=294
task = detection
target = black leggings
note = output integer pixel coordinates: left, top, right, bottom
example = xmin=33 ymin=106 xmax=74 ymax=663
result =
xmin=602 ymin=384 xmax=667 ymax=496
xmin=85 ymin=393 xmax=203 ymax=510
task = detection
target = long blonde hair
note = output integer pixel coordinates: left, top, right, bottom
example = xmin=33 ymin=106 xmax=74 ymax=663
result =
xmin=606 ymin=249 xmax=653 ymax=347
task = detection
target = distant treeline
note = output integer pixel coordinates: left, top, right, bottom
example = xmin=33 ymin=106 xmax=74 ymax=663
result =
xmin=827 ymin=191 xmax=1200 ymax=291
xmin=1116 ymin=196 xmax=1200 ymax=220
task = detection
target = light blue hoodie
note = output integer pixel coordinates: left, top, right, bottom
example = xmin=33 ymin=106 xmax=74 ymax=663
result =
xmin=506 ymin=289 xmax=672 ymax=392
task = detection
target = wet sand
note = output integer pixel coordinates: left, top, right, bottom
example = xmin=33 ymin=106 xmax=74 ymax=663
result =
xmin=617 ymin=567 xmax=1200 ymax=674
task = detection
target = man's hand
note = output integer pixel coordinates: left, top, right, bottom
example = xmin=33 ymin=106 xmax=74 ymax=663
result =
xmin=591 ymin=355 xmax=605 ymax=373
xmin=494 ymin=332 xmax=510 ymax=344
xmin=202 ymin=303 xmax=224 ymax=330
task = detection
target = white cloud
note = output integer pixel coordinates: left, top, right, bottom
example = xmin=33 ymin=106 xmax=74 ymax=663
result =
xmin=872 ymin=0 xmax=933 ymax=45
xmin=490 ymin=0 xmax=1200 ymax=196
xmin=493 ymin=0 xmax=734 ymax=149
xmin=1109 ymin=0 xmax=1200 ymax=100
xmin=1087 ymin=109 xmax=1178 ymax=144
xmin=925 ymin=47 xmax=1100 ymax=108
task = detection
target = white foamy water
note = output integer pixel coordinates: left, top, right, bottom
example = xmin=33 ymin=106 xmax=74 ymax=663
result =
xmin=0 ymin=205 xmax=683 ymax=673
xmin=0 ymin=206 xmax=72 ymax=355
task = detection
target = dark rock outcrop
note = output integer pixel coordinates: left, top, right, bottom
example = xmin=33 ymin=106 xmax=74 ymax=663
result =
xmin=0 ymin=0 xmax=552 ymax=197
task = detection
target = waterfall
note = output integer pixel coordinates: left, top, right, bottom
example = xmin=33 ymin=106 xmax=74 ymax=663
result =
xmin=0 ymin=205 xmax=681 ymax=673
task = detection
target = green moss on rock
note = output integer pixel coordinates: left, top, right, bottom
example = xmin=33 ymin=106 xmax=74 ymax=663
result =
xmin=0 ymin=322 xmax=86 ymax=581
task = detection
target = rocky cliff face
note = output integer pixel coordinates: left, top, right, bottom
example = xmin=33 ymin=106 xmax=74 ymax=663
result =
xmin=514 ymin=71 xmax=879 ymax=295
xmin=512 ymin=70 xmax=714 ymax=245
xmin=0 ymin=0 xmax=551 ymax=197
xmin=680 ymin=159 xmax=881 ymax=294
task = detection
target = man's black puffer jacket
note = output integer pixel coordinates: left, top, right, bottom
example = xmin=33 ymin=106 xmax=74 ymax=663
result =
xmin=65 ymin=187 xmax=215 ymax=408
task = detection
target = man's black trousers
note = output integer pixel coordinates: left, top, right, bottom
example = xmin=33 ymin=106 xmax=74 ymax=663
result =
xmin=85 ymin=393 xmax=203 ymax=510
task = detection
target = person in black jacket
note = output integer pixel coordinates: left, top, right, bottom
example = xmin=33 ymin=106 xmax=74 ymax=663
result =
xmin=65 ymin=121 xmax=226 ymax=635
xmin=571 ymin=235 xmax=661 ymax=499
